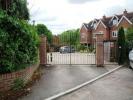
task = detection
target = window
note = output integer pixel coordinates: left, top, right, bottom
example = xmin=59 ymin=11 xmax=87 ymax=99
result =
xmin=112 ymin=31 xmax=118 ymax=37
xmin=93 ymin=23 xmax=97 ymax=29
xmin=113 ymin=19 xmax=118 ymax=25
xmin=81 ymin=33 xmax=86 ymax=39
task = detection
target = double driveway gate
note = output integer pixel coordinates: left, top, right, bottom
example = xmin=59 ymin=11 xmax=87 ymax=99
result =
xmin=47 ymin=35 xmax=96 ymax=65
xmin=47 ymin=50 xmax=96 ymax=65
xmin=47 ymin=42 xmax=117 ymax=65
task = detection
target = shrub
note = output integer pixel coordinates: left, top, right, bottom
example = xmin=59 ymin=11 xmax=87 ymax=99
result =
xmin=77 ymin=44 xmax=87 ymax=51
xmin=125 ymin=27 xmax=133 ymax=64
xmin=36 ymin=24 xmax=52 ymax=44
xmin=126 ymin=27 xmax=133 ymax=42
xmin=117 ymin=27 xmax=126 ymax=65
xmin=0 ymin=10 xmax=40 ymax=73
xmin=12 ymin=78 xmax=25 ymax=91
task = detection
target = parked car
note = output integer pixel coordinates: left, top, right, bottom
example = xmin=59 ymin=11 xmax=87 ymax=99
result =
xmin=59 ymin=46 xmax=75 ymax=53
xmin=129 ymin=49 xmax=133 ymax=68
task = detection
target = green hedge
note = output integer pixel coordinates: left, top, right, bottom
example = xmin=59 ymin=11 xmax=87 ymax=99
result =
xmin=0 ymin=10 xmax=40 ymax=74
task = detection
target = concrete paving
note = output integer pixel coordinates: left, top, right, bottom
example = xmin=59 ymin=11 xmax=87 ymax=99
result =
xmin=57 ymin=67 xmax=133 ymax=100
xmin=20 ymin=65 xmax=117 ymax=100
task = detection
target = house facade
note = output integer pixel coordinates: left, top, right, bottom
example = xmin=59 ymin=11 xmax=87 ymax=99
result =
xmin=80 ymin=10 xmax=133 ymax=45
xmin=80 ymin=10 xmax=133 ymax=62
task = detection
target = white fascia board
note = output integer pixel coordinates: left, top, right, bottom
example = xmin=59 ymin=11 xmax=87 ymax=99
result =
xmin=110 ymin=15 xmax=119 ymax=22
xmin=117 ymin=15 xmax=132 ymax=26
xmin=95 ymin=20 xmax=107 ymax=30
xmin=79 ymin=23 xmax=88 ymax=32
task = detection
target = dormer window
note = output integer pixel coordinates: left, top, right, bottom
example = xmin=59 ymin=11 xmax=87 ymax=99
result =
xmin=91 ymin=20 xmax=97 ymax=29
xmin=93 ymin=22 xmax=97 ymax=29
xmin=110 ymin=15 xmax=119 ymax=26
xmin=113 ymin=19 xmax=118 ymax=25
xmin=93 ymin=23 xmax=96 ymax=29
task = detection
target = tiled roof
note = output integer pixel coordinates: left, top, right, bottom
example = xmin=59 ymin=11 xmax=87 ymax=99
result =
xmin=83 ymin=21 xmax=93 ymax=30
xmin=83 ymin=10 xmax=133 ymax=30
xmin=102 ymin=17 xmax=112 ymax=27
xmin=125 ymin=12 xmax=133 ymax=21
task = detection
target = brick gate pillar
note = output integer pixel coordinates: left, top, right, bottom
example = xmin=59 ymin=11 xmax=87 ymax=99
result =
xmin=96 ymin=34 xmax=104 ymax=67
xmin=39 ymin=35 xmax=47 ymax=65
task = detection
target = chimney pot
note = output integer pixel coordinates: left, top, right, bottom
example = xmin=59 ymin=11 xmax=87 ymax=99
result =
xmin=103 ymin=15 xmax=106 ymax=20
xmin=123 ymin=9 xmax=128 ymax=16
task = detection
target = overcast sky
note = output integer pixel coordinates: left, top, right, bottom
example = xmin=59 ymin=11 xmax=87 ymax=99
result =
xmin=27 ymin=0 xmax=133 ymax=35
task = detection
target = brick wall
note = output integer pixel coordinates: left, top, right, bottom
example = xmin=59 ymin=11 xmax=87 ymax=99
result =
xmin=93 ymin=22 xmax=109 ymax=41
xmin=80 ymin=26 xmax=91 ymax=44
xmin=39 ymin=35 xmax=47 ymax=65
xmin=0 ymin=64 xmax=39 ymax=91
xmin=118 ymin=18 xmax=132 ymax=29
xmin=0 ymin=35 xmax=47 ymax=92
xmin=96 ymin=34 xmax=104 ymax=67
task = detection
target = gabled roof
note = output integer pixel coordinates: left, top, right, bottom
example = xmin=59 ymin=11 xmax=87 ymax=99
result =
xmin=80 ymin=22 xmax=93 ymax=32
xmin=117 ymin=15 xmax=132 ymax=26
xmin=82 ymin=21 xmax=94 ymax=30
xmin=102 ymin=17 xmax=112 ymax=27
xmin=124 ymin=12 xmax=133 ymax=23
xmin=91 ymin=19 xmax=99 ymax=26
xmin=81 ymin=23 xmax=88 ymax=31
xmin=110 ymin=15 xmax=119 ymax=22
xmin=95 ymin=20 xmax=107 ymax=29
xmin=81 ymin=10 xmax=133 ymax=31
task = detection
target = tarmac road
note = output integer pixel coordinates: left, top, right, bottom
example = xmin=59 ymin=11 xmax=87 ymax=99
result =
xmin=20 ymin=65 xmax=117 ymax=100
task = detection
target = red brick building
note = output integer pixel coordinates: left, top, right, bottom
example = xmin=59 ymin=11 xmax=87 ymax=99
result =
xmin=80 ymin=10 xmax=133 ymax=45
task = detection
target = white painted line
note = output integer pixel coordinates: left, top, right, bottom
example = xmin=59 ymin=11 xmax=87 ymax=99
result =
xmin=45 ymin=66 xmax=123 ymax=100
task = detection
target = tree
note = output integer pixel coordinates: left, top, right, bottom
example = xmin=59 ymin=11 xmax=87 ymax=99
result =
xmin=0 ymin=0 xmax=12 ymax=10
xmin=117 ymin=27 xmax=126 ymax=65
xmin=36 ymin=24 xmax=53 ymax=44
xmin=59 ymin=29 xmax=80 ymax=46
xmin=125 ymin=26 xmax=133 ymax=63
xmin=0 ymin=0 xmax=29 ymax=20
xmin=126 ymin=27 xmax=133 ymax=50
xmin=126 ymin=27 xmax=133 ymax=42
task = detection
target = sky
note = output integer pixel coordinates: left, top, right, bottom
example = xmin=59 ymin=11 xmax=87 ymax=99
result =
xmin=27 ymin=0 xmax=133 ymax=35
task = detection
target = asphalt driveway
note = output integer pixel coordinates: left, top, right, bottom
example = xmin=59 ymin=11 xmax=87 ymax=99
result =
xmin=20 ymin=65 xmax=117 ymax=100
xmin=57 ymin=67 xmax=133 ymax=100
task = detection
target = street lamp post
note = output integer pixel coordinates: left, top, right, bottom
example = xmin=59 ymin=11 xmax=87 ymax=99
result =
xmin=33 ymin=20 xmax=35 ymax=26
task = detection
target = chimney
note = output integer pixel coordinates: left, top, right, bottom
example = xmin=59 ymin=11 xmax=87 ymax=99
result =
xmin=123 ymin=9 xmax=128 ymax=16
xmin=103 ymin=15 xmax=106 ymax=20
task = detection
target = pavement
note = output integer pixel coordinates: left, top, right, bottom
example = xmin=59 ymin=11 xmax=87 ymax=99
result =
xmin=57 ymin=67 xmax=133 ymax=100
xmin=20 ymin=65 xmax=117 ymax=100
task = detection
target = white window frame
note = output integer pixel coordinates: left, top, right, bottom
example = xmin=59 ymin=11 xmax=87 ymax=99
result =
xmin=93 ymin=23 xmax=97 ymax=29
xmin=113 ymin=19 xmax=118 ymax=25
xmin=112 ymin=31 xmax=118 ymax=37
